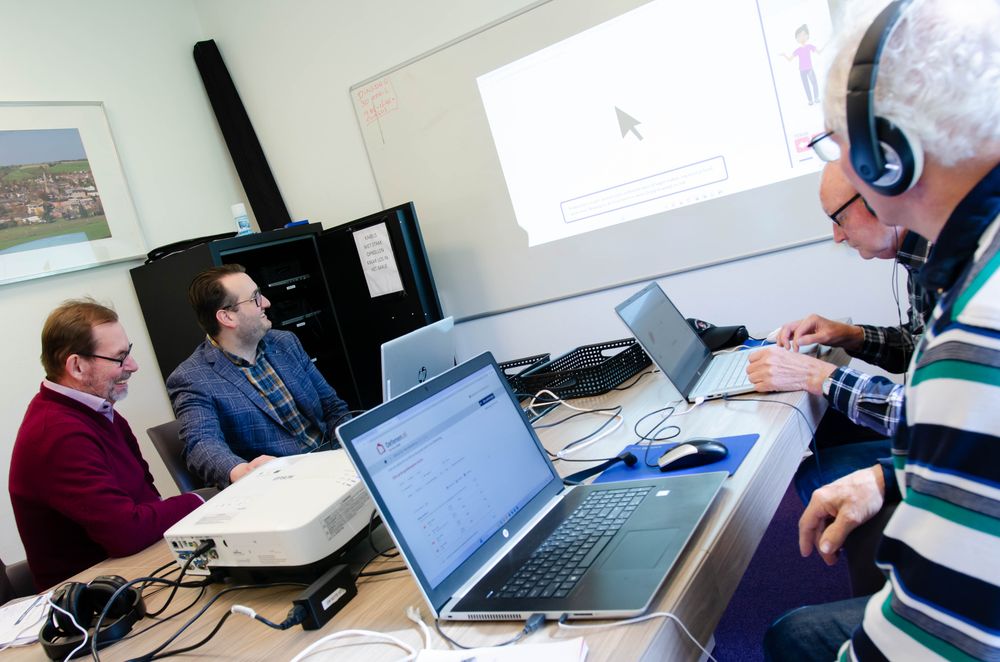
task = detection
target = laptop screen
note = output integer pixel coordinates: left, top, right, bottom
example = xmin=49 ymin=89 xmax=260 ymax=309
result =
xmin=345 ymin=360 xmax=555 ymax=589
xmin=616 ymin=283 xmax=711 ymax=396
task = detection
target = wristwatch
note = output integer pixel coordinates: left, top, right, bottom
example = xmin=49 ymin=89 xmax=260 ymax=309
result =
xmin=821 ymin=375 xmax=834 ymax=397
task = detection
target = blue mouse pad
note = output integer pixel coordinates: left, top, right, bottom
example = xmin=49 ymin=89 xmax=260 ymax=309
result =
xmin=593 ymin=433 xmax=759 ymax=483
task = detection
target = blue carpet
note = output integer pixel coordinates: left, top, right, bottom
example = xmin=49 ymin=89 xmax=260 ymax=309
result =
xmin=712 ymin=485 xmax=852 ymax=661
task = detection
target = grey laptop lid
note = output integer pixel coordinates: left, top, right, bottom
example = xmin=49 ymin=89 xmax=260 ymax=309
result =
xmin=380 ymin=317 xmax=457 ymax=401
xmin=615 ymin=283 xmax=712 ymax=400
xmin=339 ymin=352 xmax=563 ymax=615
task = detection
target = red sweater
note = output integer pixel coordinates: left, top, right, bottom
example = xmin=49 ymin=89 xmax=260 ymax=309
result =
xmin=9 ymin=386 xmax=201 ymax=590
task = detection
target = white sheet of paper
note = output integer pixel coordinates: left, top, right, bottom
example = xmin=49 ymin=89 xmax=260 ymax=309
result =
xmin=353 ymin=222 xmax=404 ymax=298
xmin=0 ymin=592 xmax=53 ymax=650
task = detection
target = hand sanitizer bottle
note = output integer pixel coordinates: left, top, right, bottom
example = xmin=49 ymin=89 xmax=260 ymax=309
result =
xmin=232 ymin=203 xmax=253 ymax=236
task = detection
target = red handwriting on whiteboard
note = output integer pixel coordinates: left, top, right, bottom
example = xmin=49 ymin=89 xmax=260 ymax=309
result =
xmin=355 ymin=78 xmax=399 ymax=125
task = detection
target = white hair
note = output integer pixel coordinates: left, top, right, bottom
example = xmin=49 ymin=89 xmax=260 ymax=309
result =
xmin=822 ymin=0 xmax=1000 ymax=166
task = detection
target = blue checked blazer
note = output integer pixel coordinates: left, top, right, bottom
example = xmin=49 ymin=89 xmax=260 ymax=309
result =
xmin=166 ymin=330 xmax=350 ymax=487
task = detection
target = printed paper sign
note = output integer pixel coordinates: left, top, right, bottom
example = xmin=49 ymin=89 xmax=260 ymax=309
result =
xmin=353 ymin=222 xmax=404 ymax=297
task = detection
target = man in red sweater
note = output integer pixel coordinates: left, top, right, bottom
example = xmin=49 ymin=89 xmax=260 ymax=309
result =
xmin=9 ymin=299 xmax=202 ymax=590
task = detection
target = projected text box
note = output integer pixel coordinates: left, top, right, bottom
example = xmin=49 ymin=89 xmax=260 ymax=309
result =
xmin=560 ymin=156 xmax=728 ymax=224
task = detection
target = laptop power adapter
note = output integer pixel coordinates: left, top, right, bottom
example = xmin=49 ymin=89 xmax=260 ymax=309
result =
xmin=294 ymin=564 xmax=358 ymax=630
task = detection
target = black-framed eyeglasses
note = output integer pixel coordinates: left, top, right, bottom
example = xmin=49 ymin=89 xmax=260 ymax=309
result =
xmin=80 ymin=343 xmax=133 ymax=368
xmin=807 ymin=131 xmax=840 ymax=162
xmin=827 ymin=194 xmax=876 ymax=225
xmin=224 ymin=289 xmax=263 ymax=311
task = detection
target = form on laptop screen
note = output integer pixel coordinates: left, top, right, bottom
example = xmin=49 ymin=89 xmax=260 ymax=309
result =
xmin=350 ymin=364 xmax=554 ymax=588
xmin=617 ymin=285 xmax=710 ymax=395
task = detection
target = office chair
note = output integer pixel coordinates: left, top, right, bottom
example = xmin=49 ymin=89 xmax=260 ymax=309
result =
xmin=2 ymin=558 xmax=36 ymax=603
xmin=146 ymin=420 xmax=209 ymax=494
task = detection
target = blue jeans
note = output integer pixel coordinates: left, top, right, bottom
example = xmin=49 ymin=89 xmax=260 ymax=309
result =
xmin=794 ymin=439 xmax=891 ymax=505
xmin=763 ymin=595 xmax=869 ymax=662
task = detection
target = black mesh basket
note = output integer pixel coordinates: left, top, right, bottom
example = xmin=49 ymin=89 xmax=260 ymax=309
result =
xmin=516 ymin=338 xmax=651 ymax=399
xmin=498 ymin=353 xmax=551 ymax=396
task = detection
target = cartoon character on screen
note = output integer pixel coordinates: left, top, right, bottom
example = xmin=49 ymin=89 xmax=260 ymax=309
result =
xmin=781 ymin=24 xmax=823 ymax=105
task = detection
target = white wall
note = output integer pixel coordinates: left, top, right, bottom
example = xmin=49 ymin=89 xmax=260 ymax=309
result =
xmin=0 ymin=0 xmax=904 ymax=564
xmin=0 ymin=0 xmax=244 ymax=563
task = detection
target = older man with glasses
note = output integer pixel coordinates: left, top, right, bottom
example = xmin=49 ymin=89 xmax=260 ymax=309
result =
xmin=166 ymin=264 xmax=351 ymax=488
xmin=9 ymin=299 xmax=202 ymax=589
xmin=746 ymin=162 xmax=933 ymax=596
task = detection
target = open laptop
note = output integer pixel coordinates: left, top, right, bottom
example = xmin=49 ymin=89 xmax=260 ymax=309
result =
xmin=381 ymin=317 xmax=457 ymax=401
xmin=337 ymin=352 xmax=726 ymax=621
xmin=616 ymin=282 xmax=755 ymax=402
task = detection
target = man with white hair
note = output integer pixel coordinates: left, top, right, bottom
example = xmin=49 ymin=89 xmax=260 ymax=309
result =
xmin=764 ymin=0 xmax=1000 ymax=659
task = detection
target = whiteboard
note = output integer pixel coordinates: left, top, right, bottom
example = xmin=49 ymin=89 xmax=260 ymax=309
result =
xmin=351 ymin=0 xmax=830 ymax=319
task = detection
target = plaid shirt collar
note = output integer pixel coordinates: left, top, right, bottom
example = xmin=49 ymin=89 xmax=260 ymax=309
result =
xmin=209 ymin=335 xmax=265 ymax=367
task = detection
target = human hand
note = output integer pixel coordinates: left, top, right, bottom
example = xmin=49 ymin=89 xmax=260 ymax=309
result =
xmin=773 ymin=314 xmax=863 ymax=351
xmin=799 ymin=466 xmax=886 ymax=565
xmin=747 ymin=347 xmax=836 ymax=394
xmin=229 ymin=454 xmax=277 ymax=483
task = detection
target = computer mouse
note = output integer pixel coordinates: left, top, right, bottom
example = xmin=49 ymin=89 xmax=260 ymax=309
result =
xmin=657 ymin=438 xmax=729 ymax=471
xmin=765 ymin=327 xmax=817 ymax=353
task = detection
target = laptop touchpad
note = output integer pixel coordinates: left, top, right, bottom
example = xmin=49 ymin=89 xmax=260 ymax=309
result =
xmin=601 ymin=528 xmax=681 ymax=569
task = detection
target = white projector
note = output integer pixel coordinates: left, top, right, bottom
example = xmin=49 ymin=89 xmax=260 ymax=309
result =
xmin=164 ymin=450 xmax=373 ymax=579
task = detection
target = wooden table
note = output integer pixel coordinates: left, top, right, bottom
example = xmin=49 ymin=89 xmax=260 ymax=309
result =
xmin=6 ymin=360 xmax=835 ymax=661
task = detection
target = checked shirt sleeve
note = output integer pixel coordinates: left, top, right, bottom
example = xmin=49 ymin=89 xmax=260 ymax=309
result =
xmin=824 ymin=365 xmax=904 ymax=438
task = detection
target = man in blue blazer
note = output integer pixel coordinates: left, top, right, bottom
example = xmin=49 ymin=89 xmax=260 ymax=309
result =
xmin=167 ymin=264 xmax=351 ymax=487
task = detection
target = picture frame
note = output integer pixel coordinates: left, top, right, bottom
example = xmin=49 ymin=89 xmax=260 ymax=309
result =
xmin=0 ymin=101 xmax=145 ymax=285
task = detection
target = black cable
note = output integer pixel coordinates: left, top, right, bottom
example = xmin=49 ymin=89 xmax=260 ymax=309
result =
xmin=631 ymin=404 xmax=683 ymax=468
xmin=612 ymin=369 xmax=655 ymax=390
xmin=365 ymin=509 xmax=399 ymax=559
xmin=121 ymin=581 xmax=307 ymax=662
xmin=434 ymin=613 xmax=545 ymax=649
xmin=121 ymin=586 xmax=207 ymax=641
xmin=554 ymin=406 xmax=623 ymax=454
xmin=532 ymin=405 xmax=622 ymax=430
xmin=145 ymin=540 xmax=213 ymax=618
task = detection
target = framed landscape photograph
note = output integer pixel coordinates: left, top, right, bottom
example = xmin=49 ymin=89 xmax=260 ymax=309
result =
xmin=0 ymin=101 xmax=145 ymax=285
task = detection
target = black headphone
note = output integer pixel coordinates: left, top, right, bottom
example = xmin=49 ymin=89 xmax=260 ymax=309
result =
xmin=39 ymin=575 xmax=145 ymax=660
xmin=846 ymin=0 xmax=922 ymax=196
xmin=563 ymin=451 xmax=638 ymax=484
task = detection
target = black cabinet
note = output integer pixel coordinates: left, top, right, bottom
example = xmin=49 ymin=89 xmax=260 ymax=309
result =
xmin=131 ymin=203 xmax=443 ymax=411
xmin=130 ymin=224 xmax=361 ymax=409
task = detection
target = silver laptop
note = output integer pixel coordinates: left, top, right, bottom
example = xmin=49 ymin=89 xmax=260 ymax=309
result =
xmin=337 ymin=352 xmax=726 ymax=621
xmin=616 ymin=282 xmax=754 ymax=402
xmin=381 ymin=317 xmax=456 ymax=401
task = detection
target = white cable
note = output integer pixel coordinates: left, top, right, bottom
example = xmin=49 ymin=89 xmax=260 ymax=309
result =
xmin=289 ymin=629 xmax=418 ymax=662
xmin=528 ymin=389 xmax=625 ymax=457
xmin=230 ymin=605 xmax=257 ymax=619
xmin=558 ymin=611 xmax=717 ymax=662
xmin=405 ymin=605 xmax=434 ymax=650
xmin=46 ymin=598 xmax=89 ymax=662
xmin=671 ymin=397 xmax=706 ymax=417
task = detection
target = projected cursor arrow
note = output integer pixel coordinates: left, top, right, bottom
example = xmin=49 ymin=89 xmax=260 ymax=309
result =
xmin=615 ymin=106 xmax=643 ymax=140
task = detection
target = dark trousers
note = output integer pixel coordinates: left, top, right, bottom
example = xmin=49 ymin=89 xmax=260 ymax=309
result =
xmin=794 ymin=410 xmax=894 ymax=596
xmin=763 ymin=595 xmax=869 ymax=662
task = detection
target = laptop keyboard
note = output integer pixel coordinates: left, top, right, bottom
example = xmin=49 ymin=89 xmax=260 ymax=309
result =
xmin=492 ymin=486 xmax=651 ymax=600
xmin=699 ymin=350 xmax=751 ymax=392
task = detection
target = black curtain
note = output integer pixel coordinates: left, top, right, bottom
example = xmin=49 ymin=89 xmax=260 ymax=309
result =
xmin=193 ymin=39 xmax=291 ymax=232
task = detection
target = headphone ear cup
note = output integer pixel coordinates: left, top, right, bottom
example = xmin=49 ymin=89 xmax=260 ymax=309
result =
xmin=85 ymin=575 xmax=131 ymax=620
xmin=49 ymin=582 xmax=88 ymax=635
xmin=870 ymin=117 xmax=923 ymax=196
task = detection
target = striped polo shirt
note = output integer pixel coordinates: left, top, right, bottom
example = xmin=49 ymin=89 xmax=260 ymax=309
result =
xmin=843 ymin=163 xmax=1000 ymax=660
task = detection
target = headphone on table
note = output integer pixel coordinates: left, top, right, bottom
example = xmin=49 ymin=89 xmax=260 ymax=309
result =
xmin=39 ymin=575 xmax=145 ymax=660
xmin=846 ymin=0 xmax=923 ymax=196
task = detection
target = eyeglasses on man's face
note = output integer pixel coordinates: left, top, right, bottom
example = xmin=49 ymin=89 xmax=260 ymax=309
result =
xmin=80 ymin=343 xmax=134 ymax=368
xmin=807 ymin=131 xmax=840 ymax=162
xmin=827 ymin=193 xmax=876 ymax=226
xmin=225 ymin=288 xmax=263 ymax=311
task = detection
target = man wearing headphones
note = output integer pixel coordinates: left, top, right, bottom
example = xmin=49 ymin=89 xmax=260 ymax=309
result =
xmin=9 ymin=299 xmax=202 ymax=590
xmin=763 ymin=0 xmax=1000 ymax=660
